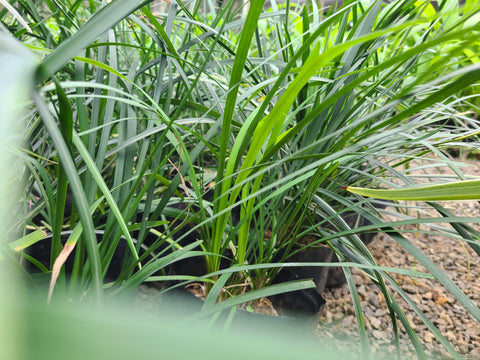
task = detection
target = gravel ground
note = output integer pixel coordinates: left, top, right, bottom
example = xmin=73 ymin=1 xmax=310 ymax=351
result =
xmin=316 ymin=159 xmax=480 ymax=359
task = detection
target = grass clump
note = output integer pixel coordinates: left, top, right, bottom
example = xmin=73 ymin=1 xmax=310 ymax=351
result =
xmin=2 ymin=0 xmax=480 ymax=358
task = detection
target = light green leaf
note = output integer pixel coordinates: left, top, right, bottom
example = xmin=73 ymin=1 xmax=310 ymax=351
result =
xmin=345 ymin=179 xmax=480 ymax=201
xmin=35 ymin=0 xmax=145 ymax=83
xmin=9 ymin=229 xmax=47 ymax=252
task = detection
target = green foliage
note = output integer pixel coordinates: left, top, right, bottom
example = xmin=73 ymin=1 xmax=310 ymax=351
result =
xmin=2 ymin=0 xmax=480 ymax=358
xmin=347 ymin=179 xmax=480 ymax=201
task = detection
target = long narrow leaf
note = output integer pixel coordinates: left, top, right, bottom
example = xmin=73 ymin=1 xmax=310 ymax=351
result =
xmin=35 ymin=0 xmax=146 ymax=83
xmin=31 ymin=91 xmax=103 ymax=302
xmin=71 ymin=131 xmax=140 ymax=267
xmin=345 ymin=179 xmax=480 ymax=201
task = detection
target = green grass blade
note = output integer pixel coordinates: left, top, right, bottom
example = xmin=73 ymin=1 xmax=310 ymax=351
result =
xmin=345 ymin=179 xmax=480 ymax=201
xmin=8 ymin=230 xmax=47 ymax=252
xmin=71 ymin=131 xmax=140 ymax=267
xmin=35 ymin=0 xmax=146 ymax=84
xmin=194 ymin=279 xmax=316 ymax=320
xmin=31 ymin=90 xmax=103 ymax=302
xmin=212 ymin=0 xmax=266 ymax=272
xmin=343 ymin=265 xmax=370 ymax=359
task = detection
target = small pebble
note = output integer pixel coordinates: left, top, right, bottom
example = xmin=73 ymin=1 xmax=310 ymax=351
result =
xmin=422 ymin=291 xmax=433 ymax=300
xmin=369 ymin=293 xmax=379 ymax=307
xmin=372 ymin=330 xmax=384 ymax=340
xmin=445 ymin=331 xmax=457 ymax=342
xmin=370 ymin=317 xmax=382 ymax=330
xmin=424 ymin=331 xmax=434 ymax=343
